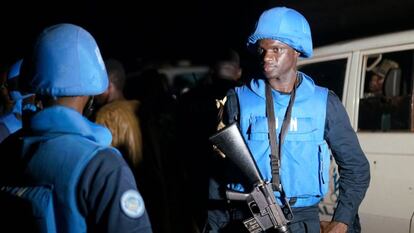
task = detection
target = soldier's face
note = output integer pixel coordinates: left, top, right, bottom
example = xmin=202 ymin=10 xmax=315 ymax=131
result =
xmin=258 ymin=39 xmax=299 ymax=79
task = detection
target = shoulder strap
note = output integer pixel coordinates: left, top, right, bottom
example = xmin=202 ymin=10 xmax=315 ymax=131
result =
xmin=266 ymin=79 xmax=297 ymax=192
xmin=265 ymin=84 xmax=280 ymax=191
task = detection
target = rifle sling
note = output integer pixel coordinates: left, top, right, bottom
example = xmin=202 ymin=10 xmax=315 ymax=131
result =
xmin=265 ymin=76 xmax=297 ymax=192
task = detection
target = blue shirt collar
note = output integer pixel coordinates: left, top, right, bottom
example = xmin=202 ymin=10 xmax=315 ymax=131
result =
xmin=29 ymin=105 xmax=112 ymax=146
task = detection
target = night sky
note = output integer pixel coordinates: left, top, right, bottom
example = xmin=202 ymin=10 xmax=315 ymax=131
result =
xmin=1 ymin=0 xmax=414 ymax=72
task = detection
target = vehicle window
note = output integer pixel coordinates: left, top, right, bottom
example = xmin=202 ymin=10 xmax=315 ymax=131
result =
xmin=358 ymin=50 xmax=414 ymax=132
xmin=298 ymin=59 xmax=347 ymax=99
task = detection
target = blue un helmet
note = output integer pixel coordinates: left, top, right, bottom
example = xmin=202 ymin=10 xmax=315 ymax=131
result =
xmin=27 ymin=23 xmax=108 ymax=97
xmin=7 ymin=59 xmax=36 ymax=112
xmin=247 ymin=7 xmax=313 ymax=58
xmin=7 ymin=59 xmax=31 ymax=102
xmin=7 ymin=59 xmax=24 ymax=101
xmin=8 ymin=59 xmax=23 ymax=81
xmin=0 ymin=59 xmax=26 ymax=135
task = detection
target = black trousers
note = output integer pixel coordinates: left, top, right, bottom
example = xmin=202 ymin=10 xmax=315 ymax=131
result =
xmin=206 ymin=204 xmax=360 ymax=233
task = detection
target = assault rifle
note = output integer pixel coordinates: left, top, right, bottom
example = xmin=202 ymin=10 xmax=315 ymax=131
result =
xmin=209 ymin=123 xmax=292 ymax=233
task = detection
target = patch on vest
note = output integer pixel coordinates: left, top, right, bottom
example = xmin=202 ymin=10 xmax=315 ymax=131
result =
xmin=120 ymin=189 xmax=145 ymax=218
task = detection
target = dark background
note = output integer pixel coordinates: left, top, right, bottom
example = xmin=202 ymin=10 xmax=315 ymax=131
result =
xmin=1 ymin=0 xmax=414 ymax=71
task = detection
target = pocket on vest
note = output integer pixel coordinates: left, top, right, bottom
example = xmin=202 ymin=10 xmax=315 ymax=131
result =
xmin=245 ymin=116 xmax=330 ymax=199
xmin=281 ymin=138 xmax=330 ymax=199
xmin=246 ymin=116 xmax=272 ymax=175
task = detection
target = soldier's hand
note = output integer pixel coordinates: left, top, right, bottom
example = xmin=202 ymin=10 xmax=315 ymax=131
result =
xmin=320 ymin=221 xmax=348 ymax=233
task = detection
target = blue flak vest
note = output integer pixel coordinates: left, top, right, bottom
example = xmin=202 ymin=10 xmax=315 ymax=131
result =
xmin=234 ymin=73 xmax=330 ymax=207
xmin=17 ymin=106 xmax=113 ymax=233
xmin=0 ymin=184 xmax=56 ymax=233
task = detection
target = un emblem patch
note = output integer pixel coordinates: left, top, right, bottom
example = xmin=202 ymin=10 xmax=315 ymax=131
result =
xmin=120 ymin=189 xmax=145 ymax=218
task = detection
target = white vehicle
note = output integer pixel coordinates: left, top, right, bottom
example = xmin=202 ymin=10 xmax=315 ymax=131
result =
xmin=297 ymin=30 xmax=414 ymax=233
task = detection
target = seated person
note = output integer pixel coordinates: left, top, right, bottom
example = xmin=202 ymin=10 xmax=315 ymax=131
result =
xmin=359 ymin=59 xmax=408 ymax=130
xmin=364 ymin=59 xmax=399 ymax=98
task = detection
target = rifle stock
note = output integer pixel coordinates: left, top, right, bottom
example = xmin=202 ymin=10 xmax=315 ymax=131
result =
xmin=209 ymin=123 xmax=291 ymax=233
